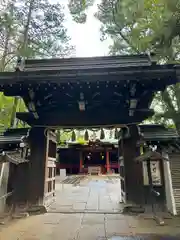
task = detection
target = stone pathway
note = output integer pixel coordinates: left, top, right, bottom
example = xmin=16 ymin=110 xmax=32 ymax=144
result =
xmin=1 ymin=175 xmax=180 ymax=240
xmin=49 ymin=175 xmax=122 ymax=213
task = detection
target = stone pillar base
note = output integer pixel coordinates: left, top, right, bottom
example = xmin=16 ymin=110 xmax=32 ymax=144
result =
xmin=12 ymin=202 xmax=47 ymax=216
xmin=26 ymin=205 xmax=47 ymax=215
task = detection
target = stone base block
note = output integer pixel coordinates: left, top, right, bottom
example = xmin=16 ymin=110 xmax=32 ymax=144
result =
xmin=27 ymin=205 xmax=47 ymax=215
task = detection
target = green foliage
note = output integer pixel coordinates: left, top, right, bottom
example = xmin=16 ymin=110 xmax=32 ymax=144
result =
xmin=0 ymin=0 xmax=74 ymax=68
xmin=93 ymin=0 xmax=180 ymax=58
xmin=68 ymin=0 xmax=95 ymax=23
xmin=0 ymin=0 xmax=74 ymax=130
xmin=11 ymin=0 xmax=74 ymax=59
xmin=68 ymin=0 xmax=180 ymax=133
xmin=0 ymin=94 xmax=27 ymax=129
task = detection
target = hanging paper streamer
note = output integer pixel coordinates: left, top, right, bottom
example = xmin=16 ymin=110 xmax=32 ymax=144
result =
xmin=71 ymin=130 xmax=76 ymax=141
xmin=114 ymin=128 xmax=119 ymax=139
xmin=100 ymin=128 xmax=105 ymax=139
xmin=84 ymin=129 xmax=89 ymax=141
xmin=109 ymin=129 xmax=113 ymax=139
xmin=140 ymin=146 xmax=144 ymax=155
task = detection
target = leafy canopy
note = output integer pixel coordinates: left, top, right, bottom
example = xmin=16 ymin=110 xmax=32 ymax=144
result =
xmin=68 ymin=0 xmax=180 ymax=133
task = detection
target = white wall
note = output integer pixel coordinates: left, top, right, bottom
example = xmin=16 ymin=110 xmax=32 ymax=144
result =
xmin=162 ymin=152 xmax=177 ymax=215
xmin=0 ymin=163 xmax=10 ymax=213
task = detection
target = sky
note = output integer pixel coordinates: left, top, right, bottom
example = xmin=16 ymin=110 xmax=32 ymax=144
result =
xmin=55 ymin=0 xmax=111 ymax=57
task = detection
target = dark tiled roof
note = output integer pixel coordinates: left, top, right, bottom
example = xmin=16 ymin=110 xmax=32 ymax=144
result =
xmin=0 ymin=128 xmax=29 ymax=148
xmin=24 ymin=54 xmax=153 ymax=72
xmin=134 ymin=151 xmax=164 ymax=162
xmin=4 ymin=128 xmax=29 ymax=136
xmin=0 ymin=135 xmax=23 ymax=144
xmin=139 ymin=125 xmax=179 ymax=141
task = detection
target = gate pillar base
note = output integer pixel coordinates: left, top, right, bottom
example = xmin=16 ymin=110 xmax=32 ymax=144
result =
xmin=26 ymin=205 xmax=47 ymax=215
xmin=122 ymin=204 xmax=145 ymax=214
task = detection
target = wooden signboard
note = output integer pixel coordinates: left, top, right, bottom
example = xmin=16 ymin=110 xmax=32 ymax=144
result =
xmin=143 ymin=161 xmax=162 ymax=186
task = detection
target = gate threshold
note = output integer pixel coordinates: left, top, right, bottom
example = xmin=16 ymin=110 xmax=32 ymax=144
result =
xmin=47 ymin=210 xmax=123 ymax=214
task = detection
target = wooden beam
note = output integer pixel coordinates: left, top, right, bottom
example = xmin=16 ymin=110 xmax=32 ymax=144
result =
xmin=16 ymin=108 xmax=154 ymax=127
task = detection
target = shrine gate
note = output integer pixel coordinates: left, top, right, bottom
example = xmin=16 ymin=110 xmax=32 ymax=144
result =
xmin=0 ymin=54 xmax=179 ymax=211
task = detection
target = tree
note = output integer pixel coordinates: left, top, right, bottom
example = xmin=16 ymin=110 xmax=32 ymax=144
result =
xmin=69 ymin=0 xmax=180 ymax=134
xmin=96 ymin=0 xmax=180 ymax=133
xmin=14 ymin=0 xmax=74 ymax=59
xmin=68 ymin=0 xmax=94 ymax=23
xmin=0 ymin=0 xmax=74 ymax=129
xmin=0 ymin=4 xmax=18 ymax=72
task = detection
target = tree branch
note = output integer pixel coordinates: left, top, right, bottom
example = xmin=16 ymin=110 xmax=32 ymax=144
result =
xmin=110 ymin=0 xmax=140 ymax=54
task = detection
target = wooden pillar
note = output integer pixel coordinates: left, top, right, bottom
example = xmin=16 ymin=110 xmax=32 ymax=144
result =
xmin=120 ymin=125 xmax=144 ymax=205
xmin=13 ymin=163 xmax=29 ymax=207
xmin=79 ymin=151 xmax=83 ymax=172
xmin=106 ymin=150 xmax=110 ymax=173
xmin=28 ymin=127 xmax=57 ymax=208
xmin=28 ymin=127 xmax=48 ymax=206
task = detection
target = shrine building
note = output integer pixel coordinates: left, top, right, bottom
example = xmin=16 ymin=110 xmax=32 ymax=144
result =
xmin=0 ymin=54 xmax=179 ymax=214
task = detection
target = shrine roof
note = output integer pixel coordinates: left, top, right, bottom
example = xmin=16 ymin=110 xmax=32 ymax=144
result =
xmin=0 ymin=54 xmax=179 ymax=126
xmin=23 ymin=54 xmax=153 ymax=71
xmin=139 ymin=124 xmax=179 ymax=142
xmin=0 ymin=128 xmax=29 ymax=150
xmin=0 ymin=54 xmax=177 ymax=86
xmin=134 ymin=151 xmax=164 ymax=162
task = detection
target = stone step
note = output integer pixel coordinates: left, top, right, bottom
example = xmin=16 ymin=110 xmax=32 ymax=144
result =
xmin=173 ymin=189 xmax=180 ymax=192
xmin=172 ymin=179 xmax=180 ymax=184
xmin=173 ymin=186 xmax=180 ymax=189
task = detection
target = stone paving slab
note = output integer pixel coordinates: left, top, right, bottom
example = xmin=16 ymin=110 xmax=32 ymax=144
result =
xmin=82 ymin=213 xmax=105 ymax=225
xmin=1 ymin=175 xmax=180 ymax=240
xmin=49 ymin=175 xmax=122 ymax=213
xmin=1 ymin=212 xmax=180 ymax=240
xmin=77 ymin=223 xmax=105 ymax=240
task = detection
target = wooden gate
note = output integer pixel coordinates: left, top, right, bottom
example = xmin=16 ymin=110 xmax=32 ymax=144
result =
xmin=44 ymin=130 xmax=57 ymax=206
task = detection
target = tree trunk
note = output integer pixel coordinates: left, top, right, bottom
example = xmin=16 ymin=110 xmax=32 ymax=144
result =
xmin=10 ymin=0 xmax=35 ymax=128
xmin=1 ymin=31 xmax=10 ymax=72
xmin=10 ymin=97 xmax=19 ymax=128
xmin=0 ymin=4 xmax=14 ymax=71
xmin=21 ymin=0 xmax=34 ymax=54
